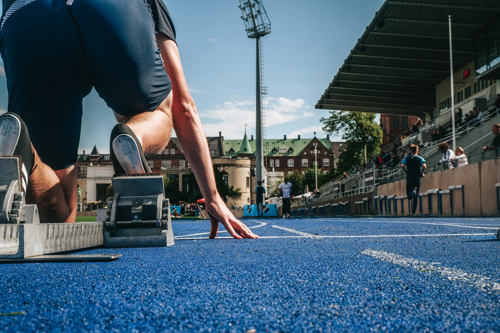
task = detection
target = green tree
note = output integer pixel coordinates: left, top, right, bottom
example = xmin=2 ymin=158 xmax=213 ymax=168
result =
xmin=303 ymin=168 xmax=316 ymax=192
xmin=164 ymin=175 xmax=182 ymax=204
xmin=321 ymin=111 xmax=382 ymax=173
xmin=285 ymin=171 xmax=304 ymax=196
xmin=173 ymin=166 xmax=242 ymax=203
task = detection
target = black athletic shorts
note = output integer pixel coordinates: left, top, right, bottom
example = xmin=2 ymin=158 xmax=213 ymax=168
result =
xmin=0 ymin=0 xmax=172 ymax=169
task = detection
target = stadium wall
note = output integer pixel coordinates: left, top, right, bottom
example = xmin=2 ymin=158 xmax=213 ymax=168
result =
xmin=376 ymin=158 xmax=500 ymax=216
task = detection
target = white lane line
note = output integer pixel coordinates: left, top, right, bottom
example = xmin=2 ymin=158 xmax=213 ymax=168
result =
xmin=361 ymin=249 xmax=500 ymax=293
xmin=271 ymin=225 xmax=315 ymax=237
xmin=175 ymin=232 xmax=495 ymax=240
xmin=333 ymin=219 xmax=500 ymax=230
xmin=175 ymin=220 xmax=267 ymax=238
xmin=291 ymin=218 xmax=500 ymax=230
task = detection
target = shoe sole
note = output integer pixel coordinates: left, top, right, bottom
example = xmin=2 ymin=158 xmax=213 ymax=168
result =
xmin=112 ymin=134 xmax=147 ymax=174
xmin=0 ymin=113 xmax=21 ymax=156
xmin=0 ymin=113 xmax=30 ymax=193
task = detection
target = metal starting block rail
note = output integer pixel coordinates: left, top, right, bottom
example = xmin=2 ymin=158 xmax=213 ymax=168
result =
xmin=0 ymin=157 xmax=174 ymax=262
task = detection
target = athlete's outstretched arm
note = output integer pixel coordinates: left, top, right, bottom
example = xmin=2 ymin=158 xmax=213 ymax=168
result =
xmin=156 ymin=37 xmax=257 ymax=239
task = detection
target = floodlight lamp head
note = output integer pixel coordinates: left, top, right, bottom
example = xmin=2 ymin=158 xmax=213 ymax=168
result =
xmin=239 ymin=0 xmax=271 ymax=39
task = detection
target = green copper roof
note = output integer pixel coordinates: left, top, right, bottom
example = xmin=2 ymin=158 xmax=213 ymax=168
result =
xmin=224 ymin=137 xmax=331 ymax=157
xmin=238 ymin=132 xmax=253 ymax=155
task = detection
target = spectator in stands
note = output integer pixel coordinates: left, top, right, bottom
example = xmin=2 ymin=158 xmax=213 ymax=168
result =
xmin=494 ymin=94 xmax=500 ymax=109
xmin=483 ymin=123 xmax=500 ymax=152
xmin=431 ymin=125 xmax=447 ymax=142
xmin=410 ymin=118 xmax=422 ymax=134
xmin=465 ymin=110 xmax=474 ymax=123
xmin=438 ymin=142 xmax=455 ymax=170
xmin=454 ymin=147 xmax=468 ymax=167
xmin=400 ymin=144 xmax=427 ymax=216
xmin=471 ymin=107 xmax=484 ymax=126
xmin=455 ymin=108 xmax=463 ymax=127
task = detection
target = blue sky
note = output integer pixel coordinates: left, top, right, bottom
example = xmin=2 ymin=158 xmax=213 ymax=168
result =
xmin=0 ymin=0 xmax=384 ymax=151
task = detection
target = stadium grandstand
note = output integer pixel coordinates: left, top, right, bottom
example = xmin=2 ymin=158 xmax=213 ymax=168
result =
xmin=302 ymin=0 xmax=500 ymax=217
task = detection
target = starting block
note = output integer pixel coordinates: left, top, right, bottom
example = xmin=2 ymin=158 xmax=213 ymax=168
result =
xmin=0 ymin=157 xmax=105 ymax=261
xmin=0 ymin=156 xmax=174 ymax=262
xmin=98 ymin=174 xmax=174 ymax=247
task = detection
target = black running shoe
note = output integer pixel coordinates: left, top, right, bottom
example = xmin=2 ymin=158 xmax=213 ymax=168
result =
xmin=0 ymin=112 xmax=35 ymax=193
xmin=110 ymin=123 xmax=151 ymax=176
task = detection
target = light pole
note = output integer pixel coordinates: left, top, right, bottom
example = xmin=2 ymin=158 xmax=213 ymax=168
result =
xmin=238 ymin=0 xmax=271 ymax=185
xmin=313 ymin=142 xmax=318 ymax=191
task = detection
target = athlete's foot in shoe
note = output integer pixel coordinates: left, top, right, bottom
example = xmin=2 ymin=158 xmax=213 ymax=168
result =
xmin=112 ymin=134 xmax=147 ymax=173
xmin=110 ymin=124 xmax=151 ymax=175
xmin=0 ymin=113 xmax=35 ymax=192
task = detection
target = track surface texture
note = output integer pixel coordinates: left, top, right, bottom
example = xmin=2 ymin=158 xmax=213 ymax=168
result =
xmin=1 ymin=217 xmax=499 ymax=332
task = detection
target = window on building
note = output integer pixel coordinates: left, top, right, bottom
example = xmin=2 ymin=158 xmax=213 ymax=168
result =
xmin=464 ymin=85 xmax=471 ymax=99
xmin=288 ymin=159 xmax=294 ymax=167
xmin=392 ymin=116 xmax=400 ymax=130
xmin=180 ymin=160 xmax=186 ymax=169
xmin=301 ymin=159 xmax=308 ymax=167
xmin=162 ymin=160 xmax=171 ymax=169
xmin=163 ymin=149 xmax=169 ymax=155
xmin=275 ymin=159 xmax=280 ymax=167
xmin=279 ymin=146 xmax=287 ymax=154
xmin=269 ymin=159 xmax=274 ymax=168
xmin=223 ymin=175 xmax=228 ymax=186
xmin=246 ymin=177 xmax=250 ymax=188
xmin=401 ymin=116 xmax=408 ymax=129
xmin=323 ymin=158 xmax=330 ymax=167
xmin=170 ymin=148 xmax=176 ymax=155
xmin=457 ymin=90 xmax=464 ymax=102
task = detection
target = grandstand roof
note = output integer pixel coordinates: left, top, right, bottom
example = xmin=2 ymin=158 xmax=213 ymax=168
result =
xmin=316 ymin=0 xmax=500 ymax=119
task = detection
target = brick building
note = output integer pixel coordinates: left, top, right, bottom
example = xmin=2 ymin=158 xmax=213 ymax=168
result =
xmin=76 ymin=133 xmax=341 ymax=210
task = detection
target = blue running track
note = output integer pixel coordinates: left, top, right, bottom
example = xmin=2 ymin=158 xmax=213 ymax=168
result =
xmin=1 ymin=217 xmax=499 ymax=332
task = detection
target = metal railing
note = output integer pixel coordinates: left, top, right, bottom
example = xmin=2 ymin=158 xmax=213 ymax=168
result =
xmin=314 ymin=107 xmax=500 ymax=204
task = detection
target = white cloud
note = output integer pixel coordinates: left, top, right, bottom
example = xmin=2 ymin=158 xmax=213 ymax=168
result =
xmin=188 ymin=86 xmax=205 ymax=95
xmin=200 ymin=96 xmax=314 ymax=138
xmin=208 ymin=38 xmax=217 ymax=44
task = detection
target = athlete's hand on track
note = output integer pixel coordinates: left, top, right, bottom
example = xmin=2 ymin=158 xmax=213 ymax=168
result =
xmin=205 ymin=196 xmax=258 ymax=239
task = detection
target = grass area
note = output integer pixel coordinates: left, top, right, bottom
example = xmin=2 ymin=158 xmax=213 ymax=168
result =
xmin=75 ymin=215 xmax=97 ymax=222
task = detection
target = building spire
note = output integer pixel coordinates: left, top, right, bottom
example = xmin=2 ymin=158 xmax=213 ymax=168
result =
xmin=238 ymin=128 xmax=253 ymax=155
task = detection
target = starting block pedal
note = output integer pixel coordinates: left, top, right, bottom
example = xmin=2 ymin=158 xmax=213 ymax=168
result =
xmin=98 ymin=174 xmax=174 ymax=247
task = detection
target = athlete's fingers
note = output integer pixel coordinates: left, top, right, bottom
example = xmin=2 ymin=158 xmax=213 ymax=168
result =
xmin=209 ymin=218 xmax=219 ymax=239
xmin=225 ymin=220 xmax=243 ymax=239
xmin=230 ymin=217 xmax=258 ymax=239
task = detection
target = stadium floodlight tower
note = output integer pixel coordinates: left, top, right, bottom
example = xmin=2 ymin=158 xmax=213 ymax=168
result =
xmin=239 ymin=0 xmax=271 ymax=186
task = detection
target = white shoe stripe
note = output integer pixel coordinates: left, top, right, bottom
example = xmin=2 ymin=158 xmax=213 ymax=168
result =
xmin=21 ymin=163 xmax=29 ymax=192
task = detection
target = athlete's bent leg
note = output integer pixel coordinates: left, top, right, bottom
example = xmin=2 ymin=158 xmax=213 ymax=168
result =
xmin=26 ymin=150 xmax=76 ymax=223
xmin=114 ymin=93 xmax=174 ymax=156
